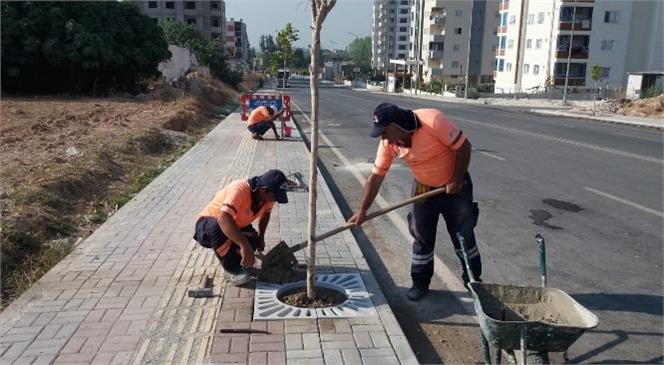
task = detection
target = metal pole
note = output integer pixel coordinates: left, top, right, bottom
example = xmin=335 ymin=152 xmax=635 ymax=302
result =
xmin=562 ymin=0 xmax=577 ymax=104
xmin=413 ymin=0 xmax=419 ymax=95
xmin=464 ymin=0 xmax=474 ymax=99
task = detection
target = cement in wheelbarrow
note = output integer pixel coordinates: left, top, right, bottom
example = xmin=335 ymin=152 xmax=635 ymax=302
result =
xmin=469 ymin=283 xmax=599 ymax=353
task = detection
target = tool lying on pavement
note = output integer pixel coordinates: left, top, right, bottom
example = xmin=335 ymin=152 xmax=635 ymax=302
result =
xmin=256 ymin=186 xmax=448 ymax=274
xmin=188 ymin=274 xmax=215 ymax=298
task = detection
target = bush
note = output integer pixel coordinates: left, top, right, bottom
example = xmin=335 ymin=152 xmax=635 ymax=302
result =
xmin=641 ymin=86 xmax=663 ymax=99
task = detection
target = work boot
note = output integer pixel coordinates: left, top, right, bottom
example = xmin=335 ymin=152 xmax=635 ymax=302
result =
xmin=224 ymin=269 xmax=253 ymax=286
xmin=274 ymin=134 xmax=281 ymax=140
xmin=406 ymin=285 xmax=429 ymax=301
xmin=252 ymin=133 xmax=264 ymax=140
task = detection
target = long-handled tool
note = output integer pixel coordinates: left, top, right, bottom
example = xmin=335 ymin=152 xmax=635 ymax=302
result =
xmin=256 ymin=186 xmax=448 ymax=273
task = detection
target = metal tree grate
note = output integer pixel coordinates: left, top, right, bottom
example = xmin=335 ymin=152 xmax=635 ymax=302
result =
xmin=253 ymin=273 xmax=377 ymax=320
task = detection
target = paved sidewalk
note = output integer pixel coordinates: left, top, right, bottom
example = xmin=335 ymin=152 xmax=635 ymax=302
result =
xmin=528 ymin=109 xmax=664 ymax=129
xmin=0 ymin=114 xmax=418 ymax=364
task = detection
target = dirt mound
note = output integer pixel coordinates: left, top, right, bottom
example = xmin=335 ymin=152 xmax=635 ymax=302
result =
xmin=1 ymin=72 xmax=244 ymax=308
xmin=617 ymin=95 xmax=664 ymax=118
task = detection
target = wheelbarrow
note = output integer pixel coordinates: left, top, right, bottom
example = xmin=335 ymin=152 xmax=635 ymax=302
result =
xmin=458 ymin=233 xmax=599 ymax=364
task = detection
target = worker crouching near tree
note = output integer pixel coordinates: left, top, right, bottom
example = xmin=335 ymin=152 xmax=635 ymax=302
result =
xmin=193 ymin=169 xmax=294 ymax=286
xmin=348 ymin=103 xmax=482 ymax=301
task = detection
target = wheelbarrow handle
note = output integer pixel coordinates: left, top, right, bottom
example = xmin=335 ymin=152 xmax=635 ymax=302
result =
xmin=283 ymin=186 xmax=448 ymax=255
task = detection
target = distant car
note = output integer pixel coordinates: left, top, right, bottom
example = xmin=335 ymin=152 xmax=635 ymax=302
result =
xmin=276 ymin=79 xmax=290 ymax=88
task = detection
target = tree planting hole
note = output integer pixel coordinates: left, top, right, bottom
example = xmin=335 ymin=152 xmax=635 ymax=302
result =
xmin=278 ymin=286 xmax=348 ymax=308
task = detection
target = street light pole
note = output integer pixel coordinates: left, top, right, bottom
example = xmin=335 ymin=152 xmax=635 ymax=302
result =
xmin=562 ymin=0 xmax=577 ymax=104
xmin=464 ymin=0 xmax=474 ymax=99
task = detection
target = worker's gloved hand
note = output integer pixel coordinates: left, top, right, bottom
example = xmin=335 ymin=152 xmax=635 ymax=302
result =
xmin=240 ymin=247 xmax=256 ymax=268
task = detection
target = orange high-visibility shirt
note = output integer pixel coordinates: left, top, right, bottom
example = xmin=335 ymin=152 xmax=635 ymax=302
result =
xmin=247 ymin=106 xmax=271 ymax=126
xmin=371 ymin=109 xmax=466 ymax=187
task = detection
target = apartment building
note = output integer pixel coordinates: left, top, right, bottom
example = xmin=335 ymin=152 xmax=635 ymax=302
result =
xmin=495 ymin=0 xmax=664 ymax=93
xmin=410 ymin=0 xmax=500 ymax=85
xmin=372 ymin=0 xmax=413 ymax=71
xmin=226 ymin=18 xmax=250 ymax=67
xmin=135 ymin=1 xmax=226 ymax=41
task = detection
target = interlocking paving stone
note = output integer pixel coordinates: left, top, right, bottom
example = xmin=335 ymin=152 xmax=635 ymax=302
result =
xmin=0 ymin=113 xmax=416 ymax=364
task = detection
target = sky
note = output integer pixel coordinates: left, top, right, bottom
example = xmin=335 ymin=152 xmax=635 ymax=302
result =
xmin=225 ymin=0 xmax=373 ymax=50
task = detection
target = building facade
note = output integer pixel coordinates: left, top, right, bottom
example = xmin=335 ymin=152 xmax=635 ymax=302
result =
xmin=372 ymin=0 xmax=413 ymax=71
xmin=410 ymin=0 xmax=500 ymax=85
xmin=225 ymin=18 xmax=250 ymax=67
xmin=134 ymin=1 xmax=226 ymax=41
xmin=494 ymin=0 xmax=664 ymax=93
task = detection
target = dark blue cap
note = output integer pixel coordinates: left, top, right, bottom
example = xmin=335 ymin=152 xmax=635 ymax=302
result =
xmin=257 ymin=169 xmax=289 ymax=203
xmin=370 ymin=103 xmax=415 ymax=138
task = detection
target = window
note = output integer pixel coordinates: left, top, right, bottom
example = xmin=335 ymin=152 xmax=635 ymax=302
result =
xmin=400 ymin=0 xmax=408 ymax=4
xmin=526 ymin=39 xmax=532 ymax=49
xmin=211 ymin=2 xmax=219 ymax=9
xmin=523 ymin=64 xmax=530 ymax=74
xmin=507 ymin=39 xmax=514 ymax=49
xmin=186 ymin=18 xmax=196 ymax=25
xmin=536 ymin=39 xmax=542 ymax=49
xmin=499 ymin=36 xmax=506 ymax=49
xmin=452 ymin=61 xmax=460 ymax=68
xmin=398 ymin=53 xmax=406 ymax=59
xmin=604 ymin=11 xmax=619 ymax=23
xmin=148 ymin=1 xmax=157 ymax=9
xmin=398 ymin=18 xmax=408 ymax=23
xmin=389 ymin=9 xmax=395 ymax=13
xmin=453 ymin=44 xmax=460 ymax=51
xmin=399 ymin=27 xmax=408 ymax=32
xmin=533 ymin=65 xmax=540 ymax=75
xmin=185 ymin=2 xmax=196 ymax=10
xmin=399 ymin=36 xmax=407 ymax=41
xmin=601 ymin=40 xmax=614 ymax=51
xmin=455 ymin=27 xmax=462 ymax=34
xmin=497 ymin=59 xmax=505 ymax=72
xmin=389 ymin=17 xmax=395 ymax=23
xmin=165 ymin=2 xmax=174 ymax=9
xmin=537 ymin=12 xmax=545 ymax=23
xmin=399 ymin=8 xmax=408 ymax=14
xmin=501 ymin=13 xmax=508 ymax=26
xmin=212 ymin=18 xmax=219 ymax=27
xmin=455 ymin=10 xmax=463 ymax=17
xmin=601 ymin=67 xmax=610 ymax=78
xmin=506 ymin=63 xmax=512 ymax=72
xmin=509 ymin=15 xmax=516 ymax=24
xmin=398 ymin=45 xmax=407 ymax=50
xmin=527 ymin=14 xmax=534 ymax=24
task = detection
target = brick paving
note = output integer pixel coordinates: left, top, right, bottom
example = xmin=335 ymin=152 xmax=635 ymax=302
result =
xmin=0 ymin=113 xmax=418 ymax=365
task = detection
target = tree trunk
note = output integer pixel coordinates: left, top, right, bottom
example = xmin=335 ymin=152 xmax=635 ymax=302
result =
xmin=307 ymin=0 xmax=336 ymax=300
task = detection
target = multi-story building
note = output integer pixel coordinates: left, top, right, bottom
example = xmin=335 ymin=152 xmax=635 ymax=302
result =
xmin=134 ymin=1 xmax=226 ymax=41
xmin=494 ymin=0 xmax=664 ymax=93
xmin=225 ymin=18 xmax=250 ymax=67
xmin=372 ymin=0 xmax=413 ymax=71
xmin=410 ymin=0 xmax=500 ymax=85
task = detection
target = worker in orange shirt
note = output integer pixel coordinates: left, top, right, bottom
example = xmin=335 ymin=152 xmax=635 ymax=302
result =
xmin=247 ymin=105 xmax=283 ymax=140
xmin=348 ymin=103 xmax=481 ymax=301
xmin=193 ymin=169 xmax=294 ymax=286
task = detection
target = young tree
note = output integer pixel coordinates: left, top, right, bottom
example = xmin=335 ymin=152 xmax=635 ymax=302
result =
xmin=590 ymin=64 xmax=602 ymax=116
xmin=307 ymin=0 xmax=336 ymax=300
xmin=276 ymin=23 xmax=300 ymax=90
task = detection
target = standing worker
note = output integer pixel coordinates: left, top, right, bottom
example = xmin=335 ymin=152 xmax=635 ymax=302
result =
xmin=247 ymin=105 xmax=283 ymax=140
xmin=193 ymin=169 xmax=294 ymax=286
xmin=348 ymin=103 xmax=481 ymax=301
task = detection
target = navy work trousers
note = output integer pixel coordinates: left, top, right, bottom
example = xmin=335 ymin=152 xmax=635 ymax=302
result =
xmin=193 ymin=217 xmax=260 ymax=274
xmin=247 ymin=121 xmax=274 ymax=136
xmin=407 ymin=173 xmax=482 ymax=287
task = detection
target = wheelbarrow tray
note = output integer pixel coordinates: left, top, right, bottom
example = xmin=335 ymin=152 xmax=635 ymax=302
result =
xmin=468 ymin=282 xmax=599 ymax=353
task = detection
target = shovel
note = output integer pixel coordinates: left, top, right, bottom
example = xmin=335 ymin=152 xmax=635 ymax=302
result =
xmin=256 ymin=186 xmax=448 ymax=272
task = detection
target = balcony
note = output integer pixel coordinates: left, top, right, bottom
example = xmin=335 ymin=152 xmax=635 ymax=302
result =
xmin=495 ymin=49 xmax=505 ymax=57
xmin=429 ymin=34 xmax=445 ymax=43
xmin=555 ymin=48 xmax=589 ymax=59
xmin=558 ymin=20 xmax=593 ymax=31
xmin=431 ymin=15 xmax=446 ymax=25
xmin=497 ymin=26 xmax=507 ymax=33
xmin=499 ymin=1 xmax=509 ymax=11
xmin=429 ymin=50 xmax=444 ymax=59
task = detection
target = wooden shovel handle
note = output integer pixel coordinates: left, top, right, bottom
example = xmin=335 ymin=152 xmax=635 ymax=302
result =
xmin=288 ymin=186 xmax=447 ymax=253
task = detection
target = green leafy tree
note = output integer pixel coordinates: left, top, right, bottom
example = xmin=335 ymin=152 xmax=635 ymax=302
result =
xmin=293 ymin=48 xmax=306 ymax=69
xmin=259 ymin=34 xmax=278 ymax=66
xmin=276 ymin=23 xmax=299 ymax=73
xmin=347 ymin=36 xmax=371 ymax=72
xmin=1 ymin=1 xmax=170 ymax=95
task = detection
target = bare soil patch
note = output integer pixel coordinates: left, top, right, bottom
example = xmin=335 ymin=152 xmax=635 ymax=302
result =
xmin=279 ymin=287 xmax=347 ymax=308
xmin=0 ymin=71 xmax=251 ymax=309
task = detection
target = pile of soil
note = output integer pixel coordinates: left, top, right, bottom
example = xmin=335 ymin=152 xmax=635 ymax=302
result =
xmin=279 ymin=287 xmax=347 ymax=308
xmin=617 ymin=95 xmax=664 ymax=118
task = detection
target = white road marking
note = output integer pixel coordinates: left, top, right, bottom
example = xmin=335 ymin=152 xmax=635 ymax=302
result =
xmin=291 ymin=101 xmax=474 ymax=312
xmin=455 ymin=117 xmax=664 ymax=165
xmin=584 ymin=187 xmax=664 ymax=218
xmin=480 ymin=151 xmax=506 ymax=161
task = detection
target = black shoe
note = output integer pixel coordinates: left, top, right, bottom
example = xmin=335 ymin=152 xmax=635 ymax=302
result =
xmin=406 ymin=286 xmax=429 ymax=301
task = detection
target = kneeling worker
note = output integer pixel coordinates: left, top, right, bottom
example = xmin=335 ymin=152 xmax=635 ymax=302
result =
xmin=247 ymin=105 xmax=283 ymax=140
xmin=193 ymin=169 xmax=294 ymax=285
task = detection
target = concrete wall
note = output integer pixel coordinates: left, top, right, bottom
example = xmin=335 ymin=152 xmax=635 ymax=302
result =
xmin=159 ymin=45 xmax=199 ymax=82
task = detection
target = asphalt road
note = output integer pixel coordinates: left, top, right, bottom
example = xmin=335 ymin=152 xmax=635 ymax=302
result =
xmin=279 ymin=77 xmax=663 ymax=364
